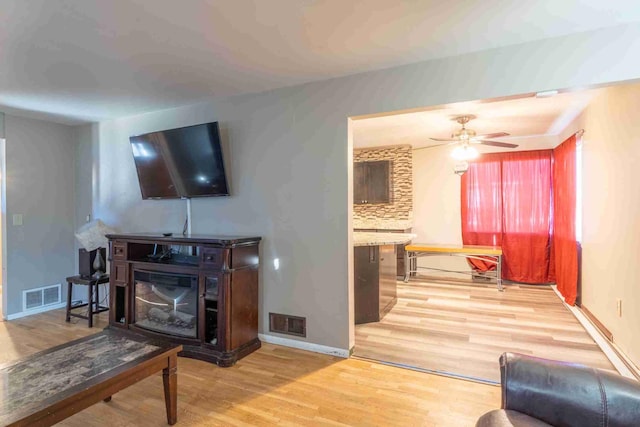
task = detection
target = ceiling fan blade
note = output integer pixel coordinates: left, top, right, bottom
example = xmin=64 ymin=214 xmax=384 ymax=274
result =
xmin=430 ymin=137 xmax=458 ymax=142
xmin=478 ymin=140 xmax=519 ymax=148
xmin=413 ymin=141 xmax=458 ymax=151
xmin=475 ymin=132 xmax=510 ymax=139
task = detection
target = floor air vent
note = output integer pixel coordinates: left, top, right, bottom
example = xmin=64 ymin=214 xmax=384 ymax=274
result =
xmin=23 ymin=284 xmax=61 ymax=311
xmin=269 ymin=313 xmax=306 ymax=337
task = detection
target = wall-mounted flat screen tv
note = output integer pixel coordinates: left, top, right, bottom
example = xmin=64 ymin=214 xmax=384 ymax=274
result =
xmin=130 ymin=122 xmax=229 ymax=199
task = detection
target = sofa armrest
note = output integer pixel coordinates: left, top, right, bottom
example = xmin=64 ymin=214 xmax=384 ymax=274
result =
xmin=500 ymin=352 xmax=640 ymax=427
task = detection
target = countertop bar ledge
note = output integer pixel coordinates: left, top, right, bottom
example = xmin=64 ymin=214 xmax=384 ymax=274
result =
xmin=353 ymin=232 xmax=417 ymax=247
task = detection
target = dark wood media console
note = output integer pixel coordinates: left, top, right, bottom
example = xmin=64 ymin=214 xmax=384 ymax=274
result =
xmin=106 ymin=233 xmax=261 ymax=367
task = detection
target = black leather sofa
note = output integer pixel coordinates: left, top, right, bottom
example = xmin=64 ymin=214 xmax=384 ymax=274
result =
xmin=476 ymin=352 xmax=640 ymax=427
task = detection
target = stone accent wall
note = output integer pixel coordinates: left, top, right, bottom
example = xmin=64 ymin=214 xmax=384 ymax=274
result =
xmin=354 ymin=145 xmax=413 ymax=222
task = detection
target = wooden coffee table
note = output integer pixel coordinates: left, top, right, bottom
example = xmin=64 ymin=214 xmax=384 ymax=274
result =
xmin=0 ymin=329 xmax=183 ymax=426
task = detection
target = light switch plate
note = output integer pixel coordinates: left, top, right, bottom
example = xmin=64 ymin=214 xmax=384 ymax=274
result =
xmin=12 ymin=214 xmax=23 ymax=226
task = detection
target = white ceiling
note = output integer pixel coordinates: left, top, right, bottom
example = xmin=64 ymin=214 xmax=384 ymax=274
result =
xmin=352 ymin=89 xmax=599 ymax=151
xmin=1 ymin=1 xmax=639 ymax=124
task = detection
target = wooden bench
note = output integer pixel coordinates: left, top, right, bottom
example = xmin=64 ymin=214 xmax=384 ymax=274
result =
xmin=0 ymin=329 xmax=182 ymax=426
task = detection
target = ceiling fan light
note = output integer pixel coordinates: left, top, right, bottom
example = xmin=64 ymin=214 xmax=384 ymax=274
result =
xmin=451 ymin=145 xmax=479 ymax=160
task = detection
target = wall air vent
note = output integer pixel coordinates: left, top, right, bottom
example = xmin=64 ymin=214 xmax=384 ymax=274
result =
xmin=269 ymin=313 xmax=306 ymax=337
xmin=23 ymin=284 xmax=61 ymax=311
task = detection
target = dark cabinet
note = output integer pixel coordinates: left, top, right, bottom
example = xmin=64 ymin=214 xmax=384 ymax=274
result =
xmin=200 ymin=273 xmax=224 ymax=349
xmin=354 ymin=244 xmax=397 ymax=324
xmin=354 ymin=162 xmax=368 ymax=204
xmin=107 ymin=233 xmax=261 ymax=367
xmin=354 ymin=160 xmax=391 ymax=204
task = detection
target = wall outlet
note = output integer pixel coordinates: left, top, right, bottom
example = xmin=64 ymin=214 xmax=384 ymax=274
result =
xmin=616 ymin=299 xmax=622 ymax=317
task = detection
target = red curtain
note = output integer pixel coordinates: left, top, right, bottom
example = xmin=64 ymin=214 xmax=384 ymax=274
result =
xmin=552 ymin=135 xmax=578 ymax=305
xmin=461 ymin=150 xmax=553 ymax=283
xmin=461 ymin=156 xmax=502 ymax=271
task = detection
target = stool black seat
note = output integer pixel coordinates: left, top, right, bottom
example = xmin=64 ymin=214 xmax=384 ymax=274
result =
xmin=65 ymin=275 xmax=110 ymax=327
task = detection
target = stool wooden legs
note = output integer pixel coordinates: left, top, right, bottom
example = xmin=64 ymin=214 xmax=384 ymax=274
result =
xmin=95 ymin=284 xmax=99 ymax=323
xmin=87 ymin=281 xmax=94 ymax=328
xmin=65 ymin=275 xmax=110 ymax=328
xmin=65 ymin=281 xmax=72 ymax=322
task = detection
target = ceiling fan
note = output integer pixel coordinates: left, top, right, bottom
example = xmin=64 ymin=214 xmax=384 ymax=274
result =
xmin=416 ymin=115 xmax=518 ymax=157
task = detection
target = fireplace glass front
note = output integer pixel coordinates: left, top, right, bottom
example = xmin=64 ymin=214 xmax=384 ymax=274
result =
xmin=134 ymin=270 xmax=198 ymax=338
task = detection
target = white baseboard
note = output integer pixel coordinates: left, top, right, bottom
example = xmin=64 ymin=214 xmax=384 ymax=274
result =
xmin=550 ymin=285 xmax=634 ymax=379
xmin=258 ymin=333 xmax=350 ymax=358
xmin=6 ymin=302 xmax=67 ymax=320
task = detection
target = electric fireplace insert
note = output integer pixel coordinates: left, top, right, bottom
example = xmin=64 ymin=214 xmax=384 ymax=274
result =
xmin=133 ymin=270 xmax=198 ymax=338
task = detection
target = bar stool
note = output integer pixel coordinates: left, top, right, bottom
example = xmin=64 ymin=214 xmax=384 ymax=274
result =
xmin=65 ymin=274 xmax=110 ymax=327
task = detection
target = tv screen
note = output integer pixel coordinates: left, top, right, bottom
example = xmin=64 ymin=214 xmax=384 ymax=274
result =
xmin=129 ymin=122 xmax=229 ymax=199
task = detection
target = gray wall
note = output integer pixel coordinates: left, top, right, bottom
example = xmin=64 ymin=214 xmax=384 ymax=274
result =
xmin=75 ymin=124 xmax=97 ymax=227
xmin=71 ymin=123 xmax=100 ymax=303
xmin=4 ymin=114 xmax=77 ymax=315
xmin=80 ymin=23 xmax=640 ymax=350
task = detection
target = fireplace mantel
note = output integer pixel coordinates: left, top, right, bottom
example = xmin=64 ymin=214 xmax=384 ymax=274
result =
xmin=107 ymin=233 xmax=261 ymax=366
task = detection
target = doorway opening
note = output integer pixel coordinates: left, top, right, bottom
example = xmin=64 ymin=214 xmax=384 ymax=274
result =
xmin=348 ymin=83 xmax=636 ymax=383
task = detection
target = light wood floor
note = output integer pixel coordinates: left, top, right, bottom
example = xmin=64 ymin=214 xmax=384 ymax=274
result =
xmin=1 ymin=309 xmax=499 ymax=426
xmin=354 ymin=279 xmax=616 ymax=383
